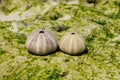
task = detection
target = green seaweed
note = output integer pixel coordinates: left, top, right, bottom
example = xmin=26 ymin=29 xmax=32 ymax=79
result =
xmin=0 ymin=0 xmax=120 ymax=80
xmin=0 ymin=47 xmax=6 ymax=55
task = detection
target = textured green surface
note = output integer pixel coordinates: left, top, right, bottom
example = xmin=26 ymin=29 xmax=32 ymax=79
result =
xmin=0 ymin=0 xmax=120 ymax=80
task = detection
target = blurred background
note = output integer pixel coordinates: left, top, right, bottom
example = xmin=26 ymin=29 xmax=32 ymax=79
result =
xmin=0 ymin=0 xmax=120 ymax=80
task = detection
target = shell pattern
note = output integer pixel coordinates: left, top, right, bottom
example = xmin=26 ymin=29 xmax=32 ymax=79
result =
xmin=59 ymin=32 xmax=86 ymax=55
xmin=26 ymin=30 xmax=58 ymax=55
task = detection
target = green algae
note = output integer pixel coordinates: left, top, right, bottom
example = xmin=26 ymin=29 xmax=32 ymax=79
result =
xmin=0 ymin=0 xmax=120 ymax=80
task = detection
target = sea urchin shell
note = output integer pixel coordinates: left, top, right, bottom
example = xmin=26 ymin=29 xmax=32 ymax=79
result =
xmin=59 ymin=32 xmax=86 ymax=55
xmin=26 ymin=30 xmax=58 ymax=55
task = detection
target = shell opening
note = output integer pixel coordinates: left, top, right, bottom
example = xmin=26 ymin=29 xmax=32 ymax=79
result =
xmin=39 ymin=31 xmax=44 ymax=33
xmin=71 ymin=32 xmax=75 ymax=35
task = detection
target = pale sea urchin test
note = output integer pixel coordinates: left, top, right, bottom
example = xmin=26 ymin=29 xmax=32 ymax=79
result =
xmin=26 ymin=30 xmax=58 ymax=55
xmin=59 ymin=32 xmax=86 ymax=55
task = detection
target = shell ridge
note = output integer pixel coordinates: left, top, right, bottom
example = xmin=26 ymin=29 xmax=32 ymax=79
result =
xmin=45 ymin=34 xmax=54 ymax=53
xmin=69 ymin=35 xmax=74 ymax=54
xmin=36 ymin=34 xmax=43 ymax=54
xmin=42 ymin=34 xmax=47 ymax=55
xmin=73 ymin=36 xmax=77 ymax=54
xmin=59 ymin=34 xmax=69 ymax=48
xmin=26 ymin=31 xmax=38 ymax=49
xmin=60 ymin=35 xmax=70 ymax=53
xmin=46 ymin=33 xmax=57 ymax=51
xmin=29 ymin=34 xmax=38 ymax=53
xmin=78 ymin=35 xmax=85 ymax=52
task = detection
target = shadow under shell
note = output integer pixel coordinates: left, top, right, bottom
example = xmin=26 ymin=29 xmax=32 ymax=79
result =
xmin=60 ymin=47 xmax=88 ymax=56
xmin=27 ymin=47 xmax=59 ymax=56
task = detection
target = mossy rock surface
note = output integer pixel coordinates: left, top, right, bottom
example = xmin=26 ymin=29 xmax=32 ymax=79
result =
xmin=0 ymin=0 xmax=120 ymax=80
